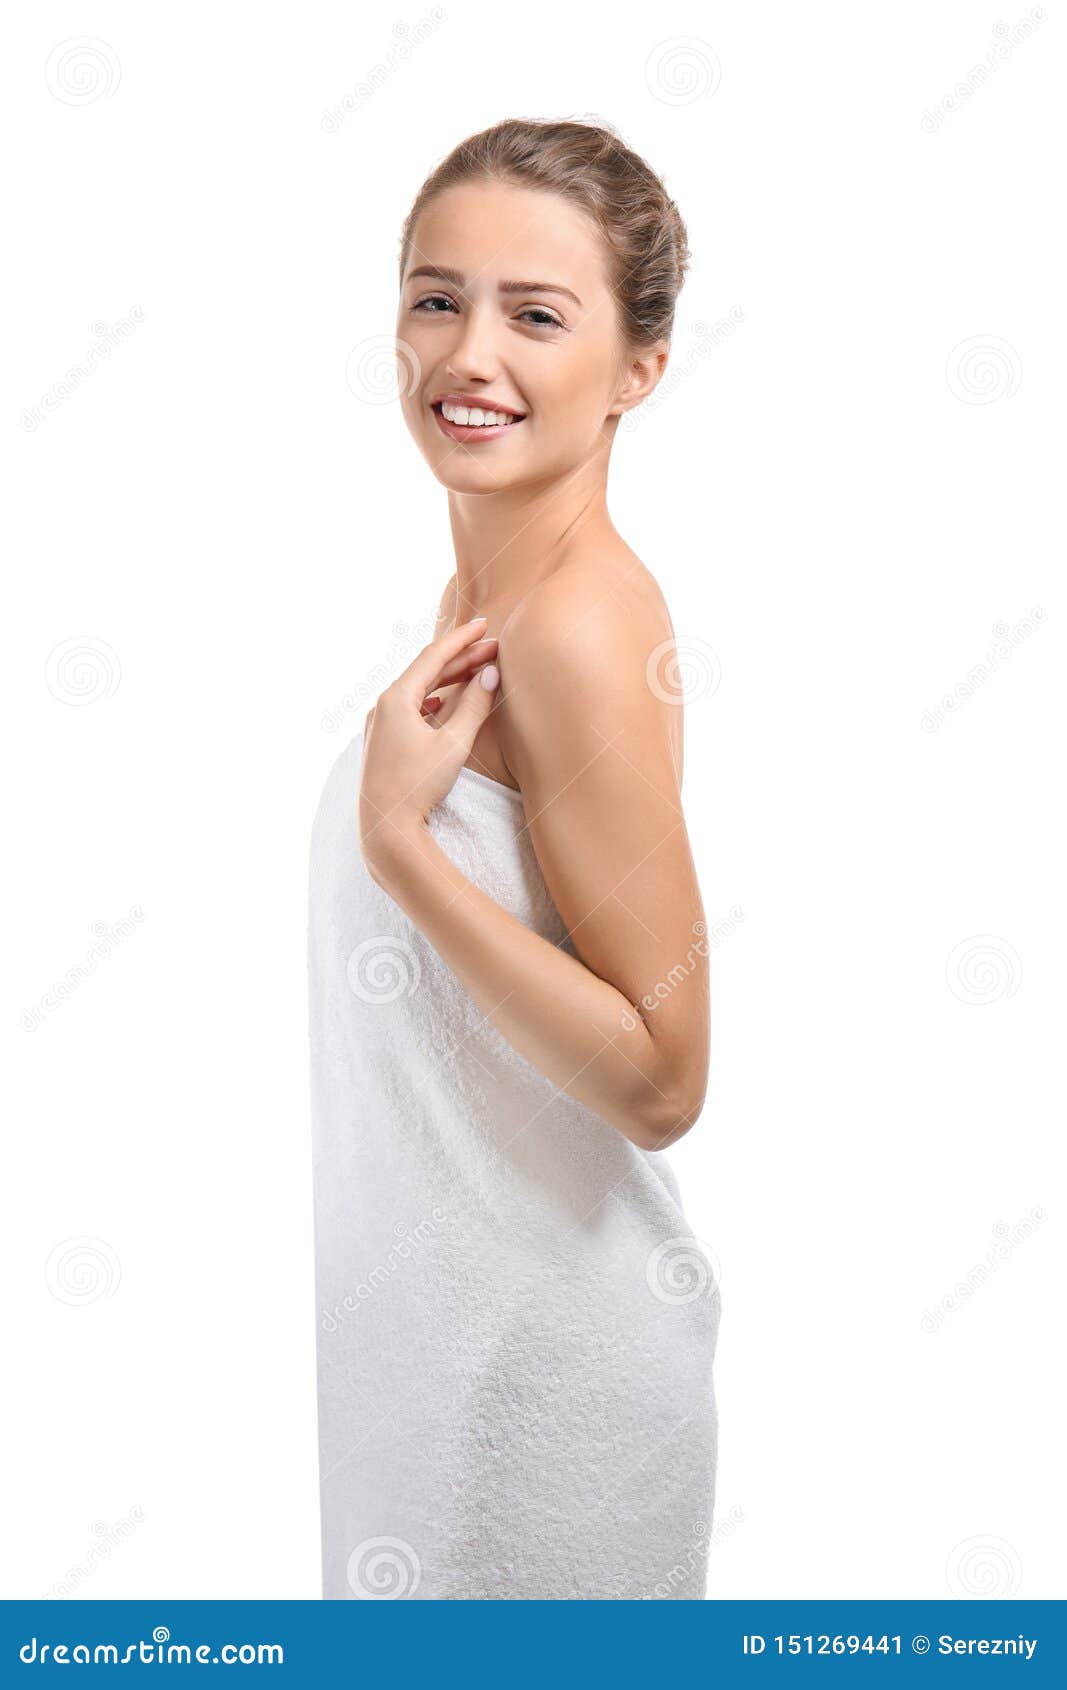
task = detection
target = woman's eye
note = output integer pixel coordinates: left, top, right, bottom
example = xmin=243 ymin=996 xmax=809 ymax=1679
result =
xmin=409 ymin=296 xmax=564 ymax=329
xmin=411 ymin=294 xmax=458 ymax=314
xmin=519 ymin=308 xmax=564 ymax=329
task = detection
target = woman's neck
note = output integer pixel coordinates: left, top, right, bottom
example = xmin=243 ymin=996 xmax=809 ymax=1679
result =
xmin=446 ymin=459 xmax=617 ymax=620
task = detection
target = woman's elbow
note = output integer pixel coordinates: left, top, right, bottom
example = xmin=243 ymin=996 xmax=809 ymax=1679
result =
xmin=634 ymin=1079 xmax=707 ymax=1153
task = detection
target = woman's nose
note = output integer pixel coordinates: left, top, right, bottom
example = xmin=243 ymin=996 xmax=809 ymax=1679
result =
xmin=446 ymin=304 xmax=500 ymax=383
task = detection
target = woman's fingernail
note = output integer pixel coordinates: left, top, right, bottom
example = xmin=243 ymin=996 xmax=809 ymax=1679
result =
xmin=479 ymin=664 xmax=500 ymax=691
xmin=467 ymin=615 xmax=488 ymax=625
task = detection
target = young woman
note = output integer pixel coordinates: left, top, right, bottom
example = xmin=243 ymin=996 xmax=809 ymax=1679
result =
xmin=309 ymin=118 xmax=720 ymax=1601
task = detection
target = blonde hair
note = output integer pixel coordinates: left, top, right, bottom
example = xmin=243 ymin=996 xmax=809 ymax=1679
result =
xmin=399 ymin=117 xmax=690 ymax=348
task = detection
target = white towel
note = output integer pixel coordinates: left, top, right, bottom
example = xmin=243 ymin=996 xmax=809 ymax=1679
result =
xmin=308 ymin=727 xmax=720 ymax=1599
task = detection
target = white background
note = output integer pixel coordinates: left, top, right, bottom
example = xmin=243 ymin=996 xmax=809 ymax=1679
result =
xmin=3 ymin=1 xmax=1063 ymax=1601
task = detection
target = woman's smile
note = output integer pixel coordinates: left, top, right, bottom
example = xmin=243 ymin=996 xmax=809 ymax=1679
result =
xmin=431 ymin=397 xmax=527 ymax=444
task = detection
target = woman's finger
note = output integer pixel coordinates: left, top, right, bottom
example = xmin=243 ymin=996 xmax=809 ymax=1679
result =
xmin=433 ymin=637 xmax=498 ymax=689
xmin=394 ymin=617 xmax=495 ymax=705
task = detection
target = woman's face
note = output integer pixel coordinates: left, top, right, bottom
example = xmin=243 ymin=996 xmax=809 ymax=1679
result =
xmin=396 ymin=180 xmax=633 ymax=493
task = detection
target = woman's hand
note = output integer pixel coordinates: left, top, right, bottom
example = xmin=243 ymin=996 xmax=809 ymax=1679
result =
xmin=358 ymin=616 xmax=501 ymax=876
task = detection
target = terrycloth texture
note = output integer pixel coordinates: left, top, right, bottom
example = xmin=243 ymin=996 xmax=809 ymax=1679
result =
xmin=308 ymin=726 xmax=720 ymax=1600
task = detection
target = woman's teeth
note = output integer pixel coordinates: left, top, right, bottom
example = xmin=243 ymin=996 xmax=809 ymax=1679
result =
xmin=439 ymin=403 xmax=520 ymax=426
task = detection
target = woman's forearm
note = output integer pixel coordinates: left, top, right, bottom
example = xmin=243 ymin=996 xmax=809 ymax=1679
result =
xmin=367 ymin=821 xmax=688 ymax=1151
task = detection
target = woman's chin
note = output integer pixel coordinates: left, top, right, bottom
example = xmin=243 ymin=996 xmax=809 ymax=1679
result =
xmin=425 ymin=451 xmax=528 ymax=493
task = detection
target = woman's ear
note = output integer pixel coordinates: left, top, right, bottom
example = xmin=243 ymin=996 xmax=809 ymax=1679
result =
xmin=607 ymin=340 xmax=670 ymax=417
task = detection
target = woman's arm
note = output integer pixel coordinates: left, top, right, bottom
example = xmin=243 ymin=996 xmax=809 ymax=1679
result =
xmin=365 ymin=575 xmax=710 ymax=1153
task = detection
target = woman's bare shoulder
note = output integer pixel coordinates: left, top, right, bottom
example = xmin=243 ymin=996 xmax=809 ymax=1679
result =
xmin=497 ymin=543 xmax=687 ymax=795
xmin=496 ymin=544 xmax=684 ymax=771
xmin=501 ymin=544 xmax=674 ymax=661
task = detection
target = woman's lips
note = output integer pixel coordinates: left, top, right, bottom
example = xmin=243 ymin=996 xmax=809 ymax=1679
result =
xmin=431 ymin=404 xmax=525 ymax=444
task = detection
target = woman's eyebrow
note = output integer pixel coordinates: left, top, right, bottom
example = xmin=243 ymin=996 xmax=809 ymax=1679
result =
xmin=407 ymin=264 xmax=466 ymax=287
xmin=407 ymin=264 xmax=582 ymax=308
xmin=499 ymin=279 xmax=583 ymax=308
